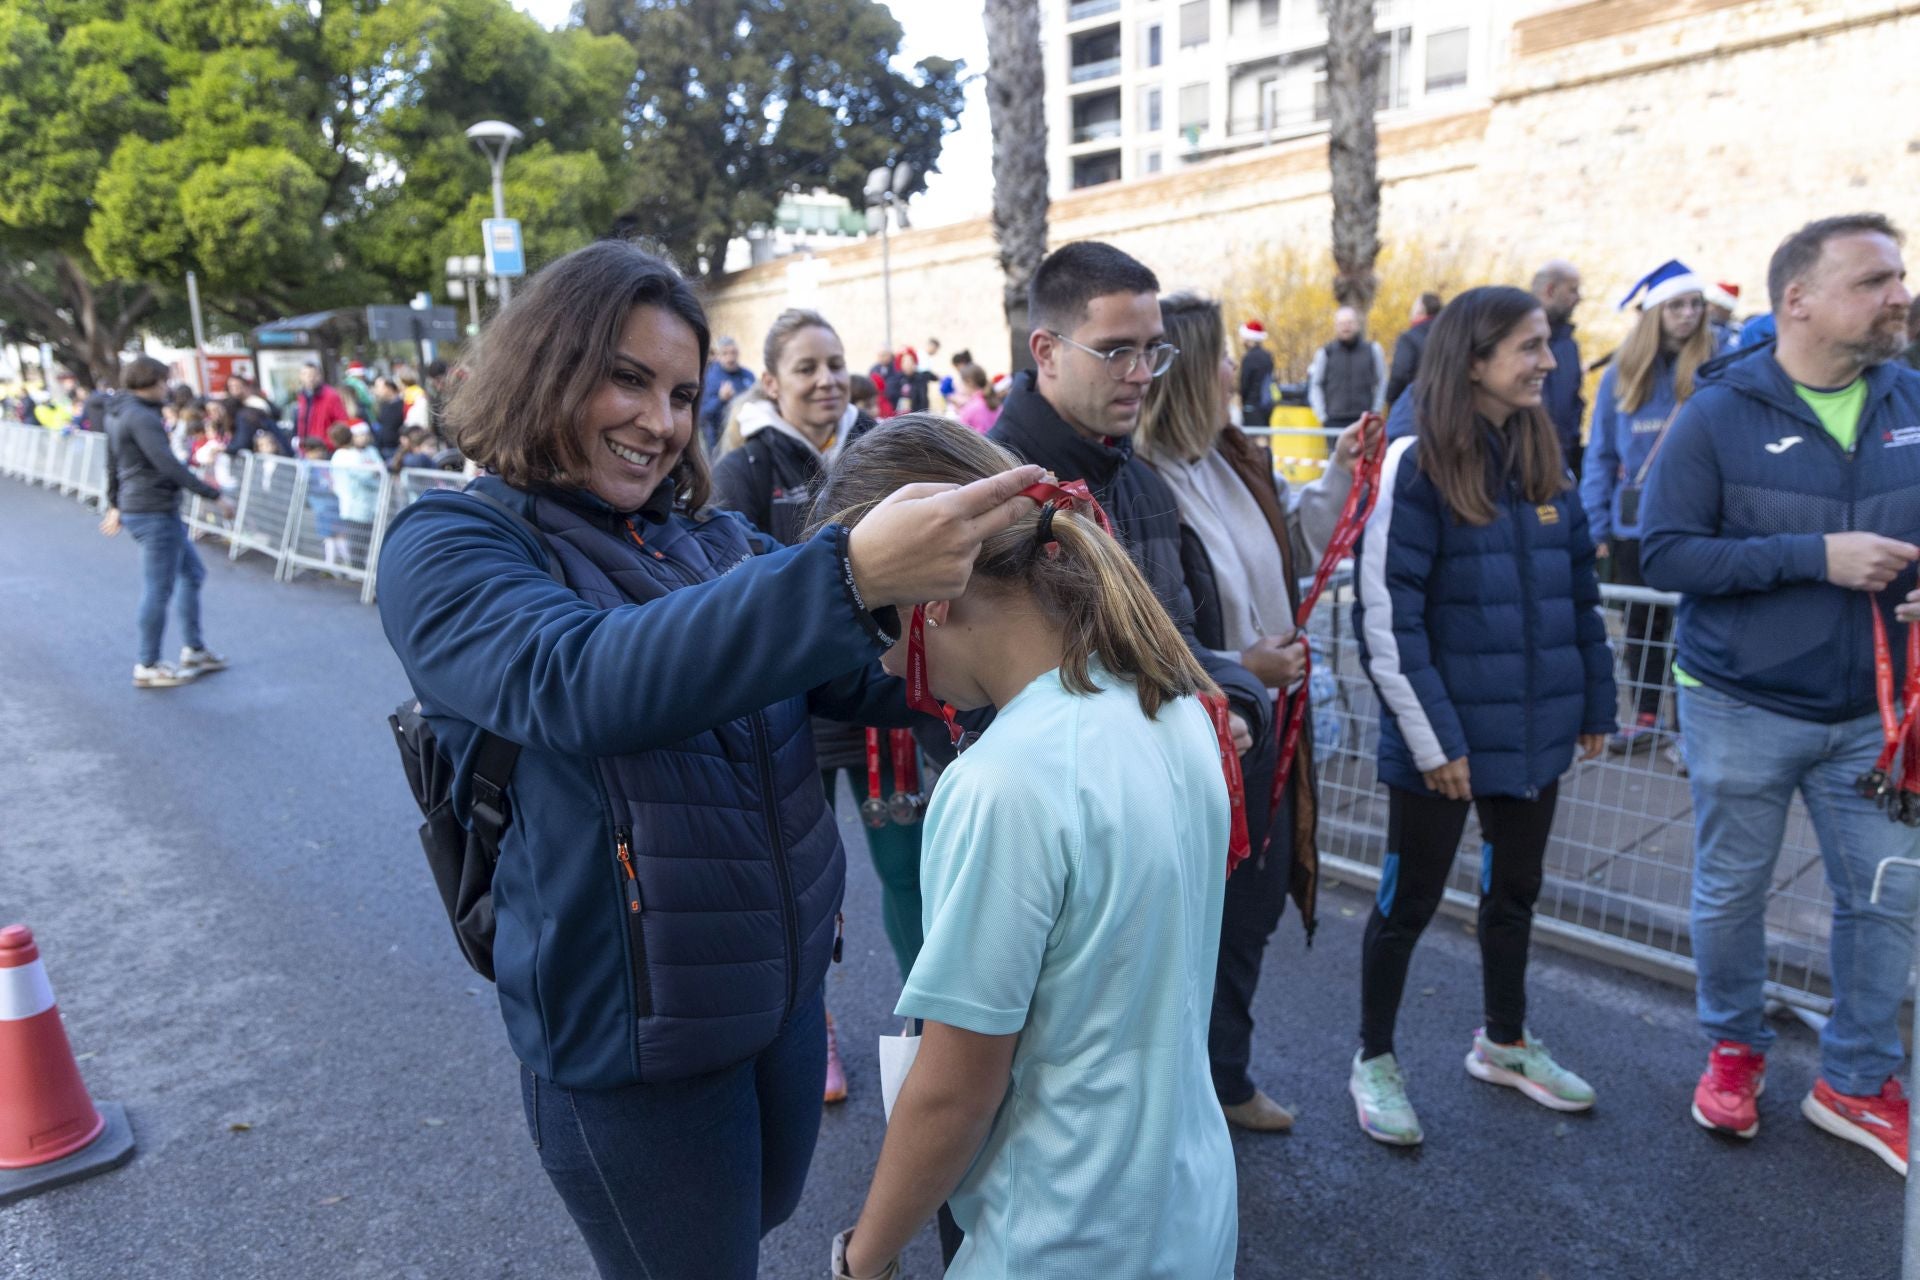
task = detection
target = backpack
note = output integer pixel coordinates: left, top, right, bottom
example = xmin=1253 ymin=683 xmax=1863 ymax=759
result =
xmin=388 ymin=490 xmax=564 ymax=980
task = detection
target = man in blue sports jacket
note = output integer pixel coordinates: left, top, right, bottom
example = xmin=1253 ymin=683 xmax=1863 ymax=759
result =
xmin=1641 ymin=213 xmax=1920 ymax=1174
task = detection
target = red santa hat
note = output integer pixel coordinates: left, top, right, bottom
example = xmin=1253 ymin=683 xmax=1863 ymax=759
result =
xmin=1239 ymin=319 xmax=1268 ymax=343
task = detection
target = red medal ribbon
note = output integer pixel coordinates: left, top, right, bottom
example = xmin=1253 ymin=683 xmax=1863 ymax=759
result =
xmin=866 ymin=727 xmax=885 ymax=806
xmin=890 ymin=729 xmax=920 ymax=795
xmin=1265 ymin=413 xmax=1387 ymax=856
xmin=1202 ymin=692 xmax=1252 ymax=876
xmin=906 ymin=603 xmax=965 ymax=747
xmin=1855 ymin=590 xmax=1920 ymax=822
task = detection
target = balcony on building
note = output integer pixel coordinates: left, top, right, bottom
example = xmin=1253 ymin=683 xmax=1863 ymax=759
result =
xmin=1070 ymin=89 xmax=1124 ymax=146
xmin=1065 ymin=0 xmax=1120 ymax=24
xmin=1071 ymin=150 xmax=1123 ymax=189
xmin=1068 ymin=25 xmax=1123 ymax=86
xmin=1216 ymin=26 xmax=1414 ymax=151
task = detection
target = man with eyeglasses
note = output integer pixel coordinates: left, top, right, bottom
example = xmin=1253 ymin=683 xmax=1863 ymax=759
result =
xmin=989 ymin=241 xmax=1267 ymax=740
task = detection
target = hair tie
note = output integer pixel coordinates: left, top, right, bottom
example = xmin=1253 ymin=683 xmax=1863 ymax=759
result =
xmin=1034 ymin=501 xmax=1059 ymax=547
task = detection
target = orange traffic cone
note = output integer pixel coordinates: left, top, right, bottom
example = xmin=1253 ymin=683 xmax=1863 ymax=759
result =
xmin=0 ymin=925 xmax=135 ymax=1204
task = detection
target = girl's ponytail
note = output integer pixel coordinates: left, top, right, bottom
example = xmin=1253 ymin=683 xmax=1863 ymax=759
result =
xmin=810 ymin=413 xmax=1215 ymax=720
xmin=1036 ymin=510 xmax=1212 ymax=719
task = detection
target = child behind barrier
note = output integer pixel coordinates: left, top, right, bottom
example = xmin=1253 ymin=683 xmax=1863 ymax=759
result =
xmin=820 ymin=416 xmax=1237 ymax=1280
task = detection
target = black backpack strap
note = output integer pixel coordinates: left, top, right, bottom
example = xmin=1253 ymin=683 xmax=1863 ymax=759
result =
xmin=467 ymin=729 xmax=522 ymax=865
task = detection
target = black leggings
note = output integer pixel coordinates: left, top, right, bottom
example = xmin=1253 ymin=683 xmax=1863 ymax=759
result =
xmin=1610 ymin=539 xmax=1673 ymax=721
xmin=1359 ymin=782 xmax=1559 ymax=1059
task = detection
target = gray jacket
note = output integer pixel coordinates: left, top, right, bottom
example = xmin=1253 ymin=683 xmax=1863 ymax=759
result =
xmin=105 ymin=392 xmax=221 ymax=514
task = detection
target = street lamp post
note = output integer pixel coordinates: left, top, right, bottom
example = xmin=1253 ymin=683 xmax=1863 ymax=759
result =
xmin=465 ymin=120 xmax=524 ymax=306
xmin=445 ymin=255 xmax=489 ymax=336
xmin=863 ymin=164 xmax=915 ymax=357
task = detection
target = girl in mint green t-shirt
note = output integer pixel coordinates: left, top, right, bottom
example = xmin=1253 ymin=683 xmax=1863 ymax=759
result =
xmin=816 ymin=417 xmax=1239 ymax=1280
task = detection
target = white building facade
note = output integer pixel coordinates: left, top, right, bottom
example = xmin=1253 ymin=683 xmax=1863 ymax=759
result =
xmin=1046 ymin=0 xmax=1501 ymax=194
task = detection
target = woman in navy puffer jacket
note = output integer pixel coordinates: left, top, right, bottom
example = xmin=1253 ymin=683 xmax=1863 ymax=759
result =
xmin=1347 ymin=286 xmax=1616 ymax=1148
xmin=376 ymin=242 xmax=1041 ymax=1280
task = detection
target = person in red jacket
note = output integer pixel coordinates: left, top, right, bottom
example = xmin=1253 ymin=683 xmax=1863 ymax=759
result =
xmin=294 ymin=362 xmax=350 ymax=446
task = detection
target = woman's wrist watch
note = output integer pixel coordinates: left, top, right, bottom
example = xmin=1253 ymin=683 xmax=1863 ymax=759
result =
xmin=832 ymin=1228 xmax=901 ymax=1280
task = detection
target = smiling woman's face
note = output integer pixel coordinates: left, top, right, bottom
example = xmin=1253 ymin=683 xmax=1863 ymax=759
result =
xmin=572 ymin=304 xmax=704 ymax=512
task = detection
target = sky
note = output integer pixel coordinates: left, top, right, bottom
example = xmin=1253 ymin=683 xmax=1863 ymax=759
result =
xmin=513 ymin=0 xmax=994 ymax=228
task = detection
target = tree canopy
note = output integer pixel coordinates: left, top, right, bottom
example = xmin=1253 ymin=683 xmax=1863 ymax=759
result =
xmin=0 ymin=0 xmax=960 ymax=384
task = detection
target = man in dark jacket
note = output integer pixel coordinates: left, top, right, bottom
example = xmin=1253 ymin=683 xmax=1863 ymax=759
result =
xmin=1532 ymin=260 xmax=1586 ymax=477
xmin=102 ymin=355 xmax=231 ymax=688
xmin=988 ymin=242 xmax=1292 ymax=1135
xmin=1307 ymin=307 xmax=1386 ymax=431
xmin=1385 ymin=292 xmax=1442 ymax=408
xmin=988 ymin=244 xmax=1270 ymax=746
xmin=1237 ymin=319 xmax=1275 ymax=426
xmin=1641 ymin=213 xmax=1920 ymax=1170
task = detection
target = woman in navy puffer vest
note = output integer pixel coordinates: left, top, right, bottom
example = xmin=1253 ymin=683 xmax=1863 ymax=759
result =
xmin=376 ymin=242 xmax=1041 ymax=1280
xmin=1347 ymin=287 xmax=1615 ymax=1148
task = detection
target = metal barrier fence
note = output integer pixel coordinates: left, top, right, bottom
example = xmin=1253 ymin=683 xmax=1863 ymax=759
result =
xmin=2 ymin=418 xmax=1845 ymax=1010
xmin=0 ymin=420 xmax=470 ymax=608
xmin=1302 ymin=575 xmax=1838 ymax=1014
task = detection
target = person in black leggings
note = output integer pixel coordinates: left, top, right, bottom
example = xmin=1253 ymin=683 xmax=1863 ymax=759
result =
xmin=1350 ymin=286 xmax=1616 ymax=1147
xmin=1360 ymin=782 xmax=1559 ymax=1062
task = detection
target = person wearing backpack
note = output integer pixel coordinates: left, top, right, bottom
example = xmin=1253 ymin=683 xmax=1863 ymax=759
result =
xmin=375 ymin=240 xmax=1042 ymax=1280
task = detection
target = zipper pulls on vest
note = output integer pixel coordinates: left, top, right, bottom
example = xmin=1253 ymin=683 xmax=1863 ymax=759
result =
xmin=833 ymin=912 xmax=844 ymax=964
xmin=626 ymin=520 xmax=667 ymax=561
xmin=616 ymin=829 xmax=641 ymax=915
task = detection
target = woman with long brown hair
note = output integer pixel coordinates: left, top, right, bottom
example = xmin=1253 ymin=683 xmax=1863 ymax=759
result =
xmin=375 ymin=241 xmax=1041 ymax=1279
xmin=1349 ymin=285 xmax=1616 ymax=1146
xmin=1581 ymin=261 xmax=1713 ymax=760
xmin=821 ymin=416 xmax=1237 ymax=1280
xmin=1136 ymin=291 xmax=1375 ymax=1134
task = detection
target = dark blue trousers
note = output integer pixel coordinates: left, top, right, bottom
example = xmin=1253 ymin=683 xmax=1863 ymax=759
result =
xmin=521 ymin=985 xmax=826 ymax=1279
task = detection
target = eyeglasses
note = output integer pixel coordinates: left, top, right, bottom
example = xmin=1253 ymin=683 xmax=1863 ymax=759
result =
xmin=1048 ymin=332 xmax=1180 ymax=381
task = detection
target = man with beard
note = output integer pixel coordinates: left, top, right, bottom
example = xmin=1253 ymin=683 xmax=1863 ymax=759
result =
xmin=1532 ymin=259 xmax=1587 ymax=477
xmin=1641 ymin=213 xmax=1920 ymax=1176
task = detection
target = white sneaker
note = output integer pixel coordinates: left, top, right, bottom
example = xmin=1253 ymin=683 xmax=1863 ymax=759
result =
xmin=179 ymin=646 xmax=227 ymax=675
xmin=133 ymin=663 xmax=194 ymax=689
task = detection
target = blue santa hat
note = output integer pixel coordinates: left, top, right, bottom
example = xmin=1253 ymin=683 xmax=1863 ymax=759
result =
xmin=1619 ymin=260 xmax=1707 ymax=311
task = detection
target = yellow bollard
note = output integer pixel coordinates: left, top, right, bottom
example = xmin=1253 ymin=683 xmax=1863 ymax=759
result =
xmin=1266 ymin=404 xmax=1328 ymax=487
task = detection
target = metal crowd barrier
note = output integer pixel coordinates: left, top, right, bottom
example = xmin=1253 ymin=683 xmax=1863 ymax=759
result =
xmin=0 ymin=420 xmax=471 ymax=608
xmin=1302 ymin=576 xmax=1839 ymax=1014
xmin=0 ymin=417 xmax=1847 ymax=1010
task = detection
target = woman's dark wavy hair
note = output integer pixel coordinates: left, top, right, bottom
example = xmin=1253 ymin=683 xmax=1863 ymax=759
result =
xmin=1416 ymin=284 xmax=1566 ymax=525
xmin=446 ymin=240 xmax=713 ymax=510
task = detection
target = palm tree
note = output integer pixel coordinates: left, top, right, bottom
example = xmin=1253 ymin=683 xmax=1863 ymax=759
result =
xmin=1325 ymin=0 xmax=1380 ymax=314
xmin=984 ymin=0 xmax=1048 ymax=372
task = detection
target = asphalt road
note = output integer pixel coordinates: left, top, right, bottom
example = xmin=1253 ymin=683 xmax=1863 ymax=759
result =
xmin=0 ymin=477 xmax=1904 ymax=1279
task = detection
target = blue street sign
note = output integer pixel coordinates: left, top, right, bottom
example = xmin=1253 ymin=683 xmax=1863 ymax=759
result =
xmin=482 ymin=218 xmax=525 ymax=278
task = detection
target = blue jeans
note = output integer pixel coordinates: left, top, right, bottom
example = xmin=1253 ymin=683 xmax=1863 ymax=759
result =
xmin=520 ymin=985 xmax=826 ymax=1280
xmin=1679 ymin=683 xmax=1920 ymax=1095
xmin=122 ymin=512 xmax=205 ymax=667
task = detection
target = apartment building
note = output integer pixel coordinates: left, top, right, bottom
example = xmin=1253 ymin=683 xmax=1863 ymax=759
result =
xmin=1047 ymin=0 xmax=1499 ymax=194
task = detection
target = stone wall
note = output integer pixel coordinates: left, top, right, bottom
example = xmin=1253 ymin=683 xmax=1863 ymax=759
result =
xmin=703 ymin=0 xmax=1920 ymax=375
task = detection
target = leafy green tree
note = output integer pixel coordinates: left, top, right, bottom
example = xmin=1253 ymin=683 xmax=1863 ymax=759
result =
xmin=583 ymin=0 xmax=966 ymax=277
xmin=0 ymin=0 xmax=630 ymax=383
